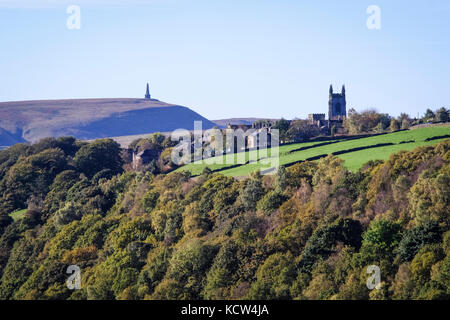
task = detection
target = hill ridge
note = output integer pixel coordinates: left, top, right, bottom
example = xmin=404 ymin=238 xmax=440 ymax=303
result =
xmin=0 ymin=98 xmax=215 ymax=145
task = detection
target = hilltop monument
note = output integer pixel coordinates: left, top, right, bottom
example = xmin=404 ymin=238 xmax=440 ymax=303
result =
xmin=328 ymin=84 xmax=347 ymax=120
xmin=145 ymin=83 xmax=151 ymax=99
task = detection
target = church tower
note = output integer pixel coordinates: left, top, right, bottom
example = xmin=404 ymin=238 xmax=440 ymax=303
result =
xmin=145 ymin=83 xmax=151 ymax=99
xmin=328 ymin=84 xmax=346 ymax=121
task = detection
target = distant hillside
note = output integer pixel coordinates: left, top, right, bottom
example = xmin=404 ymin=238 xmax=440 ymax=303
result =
xmin=212 ymin=118 xmax=277 ymax=127
xmin=0 ymin=98 xmax=216 ymax=146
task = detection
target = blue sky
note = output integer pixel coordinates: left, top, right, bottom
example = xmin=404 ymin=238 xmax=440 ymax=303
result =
xmin=0 ymin=0 xmax=449 ymax=119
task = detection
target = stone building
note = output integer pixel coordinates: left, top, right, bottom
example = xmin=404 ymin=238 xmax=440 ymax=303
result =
xmin=305 ymin=85 xmax=348 ymax=135
xmin=328 ymin=84 xmax=347 ymax=121
xmin=226 ymin=123 xmax=251 ymax=131
xmin=247 ymin=128 xmax=272 ymax=149
xmin=132 ymin=148 xmax=161 ymax=169
xmin=308 ymin=113 xmax=326 ymax=126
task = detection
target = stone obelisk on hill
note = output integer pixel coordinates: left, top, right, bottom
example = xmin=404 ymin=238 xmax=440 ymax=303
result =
xmin=145 ymin=83 xmax=151 ymax=100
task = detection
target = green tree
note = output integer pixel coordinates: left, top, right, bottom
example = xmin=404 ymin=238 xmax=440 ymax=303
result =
xmin=410 ymin=244 xmax=444 ymax=286
xmin=274 ymin=118 xmax=290 ymax=143
xmin=397 ymin=221 xmax=442 ymax=262
xmin=398 ymin=113 xmax=411 ymax=129
xmin=257 ymin=189 xmax=286 ymax=214
xmin=166 ymin=240 xmax=217 ymax=299
xmin=343 ymin=108 xmax=390 ymax=134
xmin=248 ymin=252 xmax=296 ymax=299
xmin=203 ymin=241 xmax=238 ymax=299
xmin=436 ymin=107 xmax=449 ymax=122
xmin=287 ymin=120 xmax=320 ymax=142
xmin=74 ymin=139 xmax=123 ymax=178
xmin=360 ymin=219 xmax=403 ymax=261
xmin=239 ymin=171 xmax=265 ymax=211
xmin=424 ymin=108 xmax=435 ymax=121
xmin=4 ymin=148 xmax=67 ymax=210
xmin=149 ymin=132 xmax=166 ymax=145
xmin=408 ymin=172 xmax=450 ymax=226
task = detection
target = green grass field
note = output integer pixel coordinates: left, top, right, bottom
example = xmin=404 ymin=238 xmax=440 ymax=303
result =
xmin=176 ymin=125 xmax=450 ymax=177
xmin=9 ymin=209 xmax=27 ymax=221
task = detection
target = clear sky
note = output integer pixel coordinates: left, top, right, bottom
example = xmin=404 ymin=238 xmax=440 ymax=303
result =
xmin=0 ymin=0 xmax=449 ymax=120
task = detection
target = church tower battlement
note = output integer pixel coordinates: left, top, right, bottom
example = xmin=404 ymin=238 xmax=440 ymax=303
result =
xmin=328 ymin=84 xmax=346 ymax=121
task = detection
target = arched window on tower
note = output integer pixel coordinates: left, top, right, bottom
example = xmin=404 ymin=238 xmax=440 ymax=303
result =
xmin=335 ymin=103 xmax=341 ymax=114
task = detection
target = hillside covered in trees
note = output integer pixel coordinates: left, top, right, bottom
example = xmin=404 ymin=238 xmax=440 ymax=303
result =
xmin=0 ymin=136 xmax=449 ymax=300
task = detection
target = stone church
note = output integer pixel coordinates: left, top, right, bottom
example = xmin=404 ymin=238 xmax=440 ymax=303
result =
xmin=307 ymin=85 xmax=347 ymax=134
xmin=328 ymin=84 xmax=347 ymax=121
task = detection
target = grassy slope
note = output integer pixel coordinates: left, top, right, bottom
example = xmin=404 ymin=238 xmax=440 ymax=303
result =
xmin=9 ymin=209 xmax=27 ymax=221
xmin=177 ymin=125 xmax=450 ymax=177
xmin=177 ymin=140 xmax=326 ymax=176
